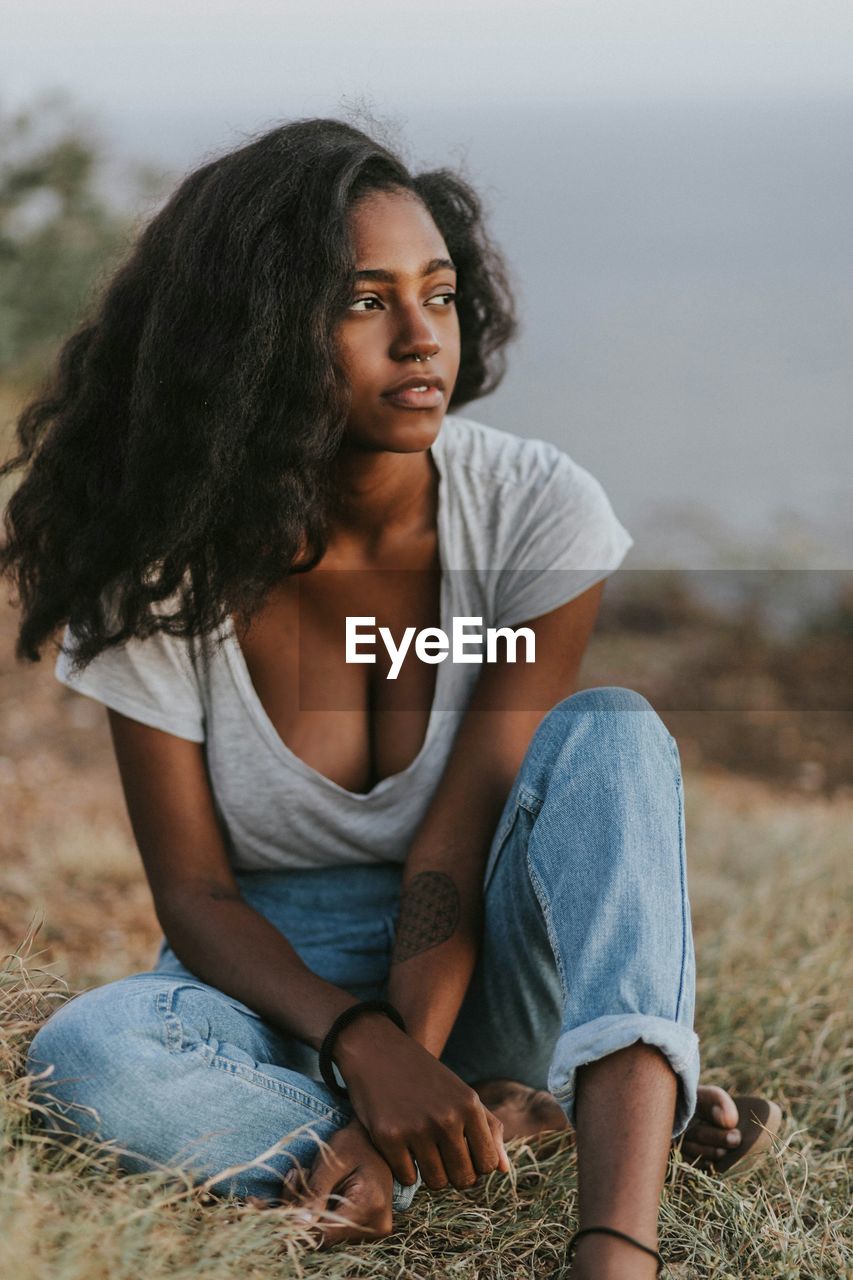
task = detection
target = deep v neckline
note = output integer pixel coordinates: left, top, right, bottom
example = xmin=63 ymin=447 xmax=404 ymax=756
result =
xmin=224 ymin=430 xmax=450 ymax=801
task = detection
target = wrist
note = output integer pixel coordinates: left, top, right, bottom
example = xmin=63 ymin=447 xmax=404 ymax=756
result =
xmin=398 ymin=1021 xmax=445 ymax=1057
xmin=387 ymin=1000 xmax=451 ymax=1057
xmin=319 ymin=999 xmax=408 ymax=1097
xmin=333 ymin=1010 xmax=407 ymax=1074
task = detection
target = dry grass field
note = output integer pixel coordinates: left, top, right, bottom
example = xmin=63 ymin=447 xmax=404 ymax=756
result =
xmin=1 ymin=588 xmax=851 ymax=1278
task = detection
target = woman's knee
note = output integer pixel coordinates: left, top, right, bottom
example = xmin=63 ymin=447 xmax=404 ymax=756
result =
xmin=551 ymin=685 xmax=667 ymax=727
xmin=532 ymin=686 xmax=675 ymax=770
xmin=26 ymin=977 xmax=169 ymax=1141
xmin=516 ymin=686 xmax=682 ymax=853
xmin=25 ymin=977 xmax=344 ymax=1195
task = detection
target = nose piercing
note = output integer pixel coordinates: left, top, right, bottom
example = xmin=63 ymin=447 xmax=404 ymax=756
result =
xmin=414 ymin=353 xmax=434 ymax=363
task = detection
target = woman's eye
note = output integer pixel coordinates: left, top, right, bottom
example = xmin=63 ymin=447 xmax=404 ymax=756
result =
xmin=348 ymin=291 xmax=456 ymax=312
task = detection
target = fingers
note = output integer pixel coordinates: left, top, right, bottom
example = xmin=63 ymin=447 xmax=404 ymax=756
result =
xmin=295 ymin=1197 xmax=383 ymax=1250
xmin=410 ymin=1136 xmax=449 ymax=1190
xmin=437 ymin=1129 xmax=478 ymax=1190
xmin=289 ymin=1173 xmax=351 ymax=1247
xmin=287 ymin=1143 xmax=349 ymax=1239
xmin=360 ymin=1082 xmax=512 ymax=1194
xmin=302 ymin=1145 xmax=346 ymax=1205
xmin=481 ymin=1109 xmax=510 ymax=1174
xmin=371 ymin=1130 xmax=419 ymax=1188
xmin=415 ymin=1105 xmax=508 ymax=1192
xmin=317 ymin=1186 xmax=393 ymax=1248
xmin=277 ymin=1127 xmax=397 ymax=1250
xmin=295 ymin=1170 xmax=393 ymax=1249
xmin=412 ymin=1130 xmax=481 ymax=1192
xmin=279 ymin=1164 xmax=310 ymax=1201
xmin=463 ymin=1098 xmax=507 ymax=1179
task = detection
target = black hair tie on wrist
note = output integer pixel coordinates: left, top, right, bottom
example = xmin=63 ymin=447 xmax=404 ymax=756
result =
xmin=568 ymin=1226 xmax=665 ymax=1275
xmin=319 ymin=1000 xmax=407 ymax=1099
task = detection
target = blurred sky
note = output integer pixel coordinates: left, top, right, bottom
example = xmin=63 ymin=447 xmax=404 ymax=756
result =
xmin=4 ymin=1 xmax=852 ymax=567
xmin=5 ymin=0 xmax=853 ymax=111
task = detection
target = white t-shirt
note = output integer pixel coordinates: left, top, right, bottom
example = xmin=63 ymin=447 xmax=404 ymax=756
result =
xmin=55 ymin=414 xmax=634 ymax=871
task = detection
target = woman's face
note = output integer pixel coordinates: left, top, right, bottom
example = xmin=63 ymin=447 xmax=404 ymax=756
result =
xmin=335 ymin=188 xmax=461 ymax=452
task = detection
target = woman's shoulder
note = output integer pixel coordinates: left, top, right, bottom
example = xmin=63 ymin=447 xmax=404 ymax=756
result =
xmin=435 ymin=415 xmax=621 ymax=529
xmin=436 ymin=412 xmax=634 ymax=578
xmin=54 ymin=578 xmax=208 ymax=743
xmin=436 ymin=414 xmax=572 ymax=490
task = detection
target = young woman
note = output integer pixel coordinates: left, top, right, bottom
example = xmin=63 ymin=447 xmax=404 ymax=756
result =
xmin=3 ymin=118 xmax=777 ymax=1279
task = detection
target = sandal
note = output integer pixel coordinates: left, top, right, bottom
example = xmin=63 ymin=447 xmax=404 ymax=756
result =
xmin=682 ymin=1094 xmax=782 ymax=1178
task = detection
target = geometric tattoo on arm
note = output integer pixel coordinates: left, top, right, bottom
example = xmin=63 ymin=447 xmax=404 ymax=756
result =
xmin=391 ymin=870 xmax=461 ymax=965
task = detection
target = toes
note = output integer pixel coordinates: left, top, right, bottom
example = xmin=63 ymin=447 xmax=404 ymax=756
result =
xmin=697 ymin=1084 xmax=739 ymax=1129
xmin=529 ymin=1090 xmax=571 ymax=1132
xmin=683 ymin=1141 xmax=728 ymax=1166
xmin=473 ymin=1079 xmax=530 ymax=1111
xmin=686 ymin=1123 xmax=742 ymax=1148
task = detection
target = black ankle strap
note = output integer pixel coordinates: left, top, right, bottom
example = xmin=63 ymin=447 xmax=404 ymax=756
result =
xmin=568 ymin=1226 xmax=664 ymax=1274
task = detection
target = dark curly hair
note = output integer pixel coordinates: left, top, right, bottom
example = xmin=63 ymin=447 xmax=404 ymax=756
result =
xmin=0 ymin=116 xmax=518 ymax=673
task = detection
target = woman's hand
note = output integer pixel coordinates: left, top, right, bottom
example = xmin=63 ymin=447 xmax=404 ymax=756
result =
xmin=284 ymin=1117 xmax=395 ymax=1248
xmin=333 ymin=1012 xmax=510 ymax=1191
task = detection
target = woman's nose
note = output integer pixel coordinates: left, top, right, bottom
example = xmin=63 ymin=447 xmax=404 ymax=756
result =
xmin=389 ymin=306 xmax=441 ymax=361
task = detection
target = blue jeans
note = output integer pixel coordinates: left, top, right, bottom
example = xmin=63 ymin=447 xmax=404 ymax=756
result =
xmin=26 ymin=687 xmax=699 ymax=1212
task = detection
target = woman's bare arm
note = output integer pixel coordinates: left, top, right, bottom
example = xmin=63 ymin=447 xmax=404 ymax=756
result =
xmin=371 ymin=580 xmax=606 ymax=1058
xmin=106 ymin=705 xmax=508 ymax=1188
xmin=103 ymin=581 xmax=604 ymax=1188
xmin=106 ymin=709 xmax=361 ymax=1050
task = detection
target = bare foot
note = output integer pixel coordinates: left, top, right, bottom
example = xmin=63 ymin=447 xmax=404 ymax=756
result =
xmin=475 ymin=1079 xmax=748 ymax=1167
xmin=681 ymin=1083 xmax=742 ymax=1169
xmin=472 ymin=1078 xmax=570 ymax=1142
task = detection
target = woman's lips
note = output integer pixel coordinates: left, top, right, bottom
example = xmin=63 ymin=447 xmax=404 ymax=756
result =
xmin=381 ymin=386 xmax=444 ymax=409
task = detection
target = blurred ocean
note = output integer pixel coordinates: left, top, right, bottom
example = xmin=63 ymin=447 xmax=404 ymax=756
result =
xmin=103 ymin=96 xmax=852 ymax=569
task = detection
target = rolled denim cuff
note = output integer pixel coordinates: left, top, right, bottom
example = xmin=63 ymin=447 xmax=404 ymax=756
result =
xmin=391 ymin=1167 xmax=421 ymax=1212
xmin=547 ymin=1013 xmax=700 ymax=1137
